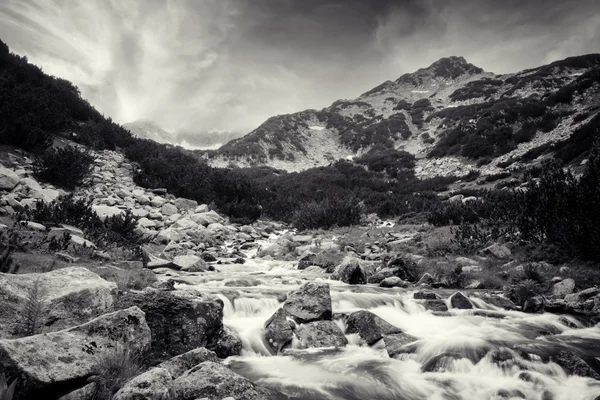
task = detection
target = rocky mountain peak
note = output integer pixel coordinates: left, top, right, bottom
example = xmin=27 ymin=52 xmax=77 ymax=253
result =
xmin=396 ymin=56 xmax=484 ymax=85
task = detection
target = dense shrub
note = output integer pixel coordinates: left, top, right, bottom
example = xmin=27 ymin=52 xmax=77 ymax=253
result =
xmin=33 ymin=146 xmax=94 ymax=189
xmin=292 ymin=198 xmax=363 ymax=230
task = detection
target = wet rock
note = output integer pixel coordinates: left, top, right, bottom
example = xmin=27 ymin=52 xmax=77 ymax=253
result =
xmin=416 ymin=273 xmax=435 ymax=286
xmin=480 ymin=243 xmax=511 ymax=259
xmin=0 ymin=267 xmax=117 ymax=338
xmin=552 ymin=278 xmax=576 ymax=298
xmin=413 ymin=290 xmax=439 ymax=300
xmin=295 ymin=320 xmax=348 ymax=349
xmin=552 ymin=350 xmax=600 ymax=379
xmin=384 ymin=333 xmax=419 ymax=357
xmin=209 ymin=327 xmax=242 ymax=358
xmin=369 ymin=267 xmax=399 ymax=284
xmin=0 ymin=307 xmax=150 ymax=400
xmin=113 ymin=367 xmax=172 ymax=400
xmin=173 ymin=361 xmax=278 ymax=400
xmin=115 ymin=289 xmax=223 ymax=364
xmin=523 ymin=295 xmax=545 ymax=313
xmin=332 ymin=255 xmax=367 ymax=284
xmin=474 ymin=293 xmax=517 ymax=310
xmin=422 ymin=353 xmax=464 ymax=372
xmin=379 ymin=277 xmax=409 ymax=288
xmin=420 ymin=299 xmax=449 ymax=312
xmin=264 ymin=308 xmax=294 ymax=354
xmin=346 ymin=310 xmax=402 ymax=345
xmin=449 ymin=292 xmax=473 ymax=309
xmin=283 ymin=282 xmax=332 ymax=323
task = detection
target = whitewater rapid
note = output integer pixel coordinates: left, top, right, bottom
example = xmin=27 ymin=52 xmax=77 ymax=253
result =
xmin=166 ymin=235 xmax=600 ymax=400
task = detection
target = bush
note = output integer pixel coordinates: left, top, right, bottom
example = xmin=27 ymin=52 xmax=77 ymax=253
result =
xmin=292 ymin=198 xmax=363 ymax=230
xmin=33 ymin=146 xmax=94 ymax=190
xmin=92 ymin=345 xmax=143 ymax=400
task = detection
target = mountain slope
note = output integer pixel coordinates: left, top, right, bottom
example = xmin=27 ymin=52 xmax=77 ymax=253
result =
xmin=208 ymin=55 xmax=600 ymax=176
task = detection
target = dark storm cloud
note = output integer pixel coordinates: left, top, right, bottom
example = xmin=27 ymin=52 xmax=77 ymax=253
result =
xmin=0 ymin=0 xmax=598 ymax=135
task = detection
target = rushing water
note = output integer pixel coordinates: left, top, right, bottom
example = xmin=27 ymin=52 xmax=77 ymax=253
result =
xmin=165 ymin=234 xmax=600 ymax=400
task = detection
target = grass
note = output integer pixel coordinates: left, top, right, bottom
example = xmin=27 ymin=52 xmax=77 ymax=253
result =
xmin=92 ymin=345 xmax=144 ymax=400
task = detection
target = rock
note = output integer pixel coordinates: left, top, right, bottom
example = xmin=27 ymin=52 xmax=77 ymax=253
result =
xmin=92 ymin=205 xmax=125 ymax=220
xmin=174 ymin=198 xmax=198 ymax=211
xmin=480 ymin=243 xmax=511 ymax=259
xmin=92 ymin=265 xmax=157 ymax=291
xmin=68 ymin=235 xmax=97 ymax=250
xmin=113 ymin=368 xmax=172 ymax=400
xmin=523 ymin=295 xmax=545 ymax=313
xmin=552 ymin=278 xmax=576 ymax=298
xmin=161 ymin=203 xmax=178 ymax=216
xmin=151 ymin=197 xmax=166 ymax=208
xmin=384 ymin=333 xmax=419 ymax=357
xmin=449 ymin=292 xmax=474 ymax=309
xmin=137 ymin=217 xmax=156 ymax=228
xmin=172 ymin=217 xmax=198 ymax=231
xmin=209 ymin=327 xmax=242 ymax=358
xmin=115 ymin=290 xmax=223 ymax=364
xmin=462 ymin=266 xmax=483 ymax=274
xmin=0 ymin=166 xmax=20 ymax=190
xmin=190 ymin=210 xmax=224 ymax=226
xmin=474 ymin=293 xmax=517 ymax=310
xmin=369 ymin=267 xmax=399 ymax=284
xmin=172 ymin=254 xmax=208 ymax=272
xmin=416 ymin=273 xmax=436 ymax=286
xmin=564 ymin=287 xmax=600 ymax=304
xmin=332 ymin=255 xmax=367 ymax=284
xmin=0 ymin=307 xmax=150 ymax=399
xmin=294 ymin=320 xmax=348 ymax=349
xmin=385 ymin=255 xmax=418 ymax=282
xmin=413 ymin=290 xmax=439 ymax=300
xmin=156 ymin=228 xmax=183 ymax=244
xmin=420 ymin=299 xmax=449 ymax=312
xmin=157 ymin=348 xmax=219 ymax=378
xmin=264 ymin=308 xmax=294 ymax=354
xmin=297 ymin=250 xmax=317 ymax=270
xmin=23 ymin=221 xmax=46 ymax=231
xmin=380 ymin=277 xmax=408 ymax=288
xmin=345 ymin=310 xmax=402 ymax=345
xmin=57 ymin=383 xmax=97 ymax=400
xmin=552 ymin=350 xmax=600 ymax=379
xmin=454 ymin=256 xmax=479 ymax=267
xmin=173 ymin=361 xmax=278 ymax=400
xmin=283 ymin=282 xmax=332 ymax=323
xmin=0 ymin=267 xmax=117 ymax=337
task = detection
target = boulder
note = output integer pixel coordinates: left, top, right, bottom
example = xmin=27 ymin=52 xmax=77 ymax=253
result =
xmin=283 ymin=282 xmax=332 ymax=323
xmin=264 ymin=308 xmax=294 ymax=353
xmin=113 ymin=368 xmax=172 ymax=400
xmin=157 ymin=348 xmax=219 ymax=378
xmin=161 ymin=203 xmax=178 ymax=216
xmin=384 ymin=333 xmax=419 ymax=357
xmin=173 ymin=361 xmax=278 ymax=400
xmin=420 ymin=299 xmax=449 ymax=312
xmin=385 ymin=255 xmax=417 ymax=282
xmin=155 ymin=228 xmax=183 ymax=244
xmin=190 ymin=210 xmax=224 ymax=226
xmin=553 ymin=278 xmax=576 ymax=298
xmin=294 ymin=320 xmax=348 ymax=349
xmin=209 ymin=327 xmax=242 ymax=358
xmin=480 ymin=243 xmax=511 ymax=259
xmin=523 ymin=295 xmax=545 ymax=313
xmin=0 ymin=307 xmax=150 ymax=400
xmin=0 ymin=166 xmax=20 ymax=190
xmin=172 ymin=218 xmax=198 ymax=230
xmin=115 ymin=290 xmax=223 ymax=364
xmin=0 ymin=267 xmax=117 ymax=337
xmin=174 ymin=198 xmax=198 ymax=211
xmin=332 ymin=255 xmax=367 ymax=284
xmin=449 ymin=292 xmax=473 ymax=310
xmin=380 ymin=277 xmax=408 ymax=288
xmin=345 ymin=310 xmax=402 ymax=345
xmin=68 ymin=235 xmax=96 ymax=250
xmin=416 ymin=273 xmax=436 ymax=286
xmin=172 ymin=254 xmax=208 ymax=272
xmin=92 ymin=205 xmax=125 ymax=220
xmin=137 ymin=217 xmax=156 ymax=228
xmin=413 ymin=291 xmax=439 ymax=300
xmin=368 ymin=267 xmax=399 ymax=284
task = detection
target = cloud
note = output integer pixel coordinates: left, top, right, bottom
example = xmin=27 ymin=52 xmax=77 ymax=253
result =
xmin=0 ymin=0 xmax=598 ymax=136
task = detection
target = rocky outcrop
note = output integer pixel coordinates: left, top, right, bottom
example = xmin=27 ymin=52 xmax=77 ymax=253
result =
xmin=283 ymin=282 xmax=332 ymax=323
xmin=115 ymin=289 xmax=223 ymax=364
xmin=0 ymin=307 xmax=150 ymax=400
xmin=172 ymin=361 xmax=278 ymax=400
xmin=294 ymin=320 xmax=348 ymax=349
xmin=0 ymin=267 xmax=117 ymax=338
xmin=345 ymin=310 xmax=402 ymax=345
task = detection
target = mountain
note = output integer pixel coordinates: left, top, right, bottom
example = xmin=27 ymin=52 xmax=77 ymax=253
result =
xmin=124 ymin=120 xmax=243 ymax=150
xmin=207 ymin=55 xmax=600 ymax=177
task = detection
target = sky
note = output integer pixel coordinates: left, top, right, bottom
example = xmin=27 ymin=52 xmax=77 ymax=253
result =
xmin=0 ymin=0 xmax=599 ymax=136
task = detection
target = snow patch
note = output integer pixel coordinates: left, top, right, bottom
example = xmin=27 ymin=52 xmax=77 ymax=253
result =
xmin=309 ymin=126 xmax=325 ymax=131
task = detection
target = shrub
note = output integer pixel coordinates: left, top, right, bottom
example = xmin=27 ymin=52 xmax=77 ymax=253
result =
xmin=507 ymin=279 xmax=543 ymax=307
xmin=33 ymin=146 xmax=94 ymax=190
xmin=92 ymin=345 xmax=143 ymax=400
xmin=14 ymin=278 xmax=46 ymax=337
xmin=0 ymin=231 xmax=20 ymax=274
xmin=292 ymin=198 xmax=363 ymax=230
xmin=0 ymin=373 xmax=17 ymax=400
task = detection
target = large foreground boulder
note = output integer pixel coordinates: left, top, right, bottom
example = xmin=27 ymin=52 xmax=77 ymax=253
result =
xmin=0 ymin=307 xmax=150 ymax=400
xmin=294 ymin=320 xmax=348 ymax=349
xmin=331 ymin=256 xmax=367 ymax=284
xmin=0 ymin=267 xmax=117 ymax=338
xmin=283 ymin=282 xmax=332 ymax=323
xmin=116 ymin=289 xmax=223 ymax=364
xmin=264 ymin=308 xmax=294 ymax=354
xmin=345 ymin=310 xmax=402 ymax=345
xmin=173 ymin=361 xmax=279 ymax=400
